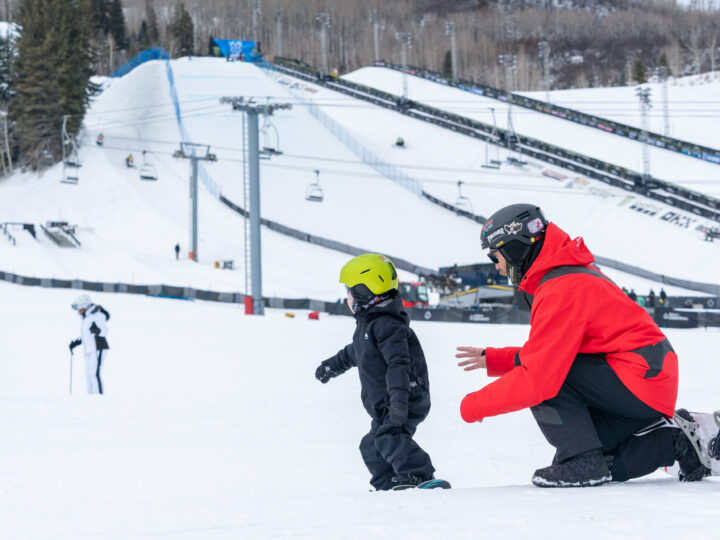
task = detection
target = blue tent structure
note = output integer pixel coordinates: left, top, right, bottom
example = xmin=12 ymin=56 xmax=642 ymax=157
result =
xmin=213 ymin=39 xmax=262 ymax=62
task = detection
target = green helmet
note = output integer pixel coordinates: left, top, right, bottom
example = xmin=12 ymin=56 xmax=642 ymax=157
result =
xmin=340 ymin=253 xmax=399 ymax=302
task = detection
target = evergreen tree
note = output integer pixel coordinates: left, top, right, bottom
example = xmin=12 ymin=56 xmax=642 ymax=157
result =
xmin=632 ymin=59 xmax=646 ymax=84
xmin=145 ymin=0 xmax=159 ymax=46
xmin=10 ymin=0 xmax=94 ymax=170
xmin=90 ymin=0 xmax=110 ymax=35
xmin=171 ymin=2 xmax=194 ymax=57
xmin=442 ymin=50 xmax=452 ymax=76
xmin=0 ymin=31 xmax=15 ymax=106
xmin=107 ymin=0 xmax=128 ymax=50
xmin=138 ymin=20 xmax=149 ymax=49
xmin=658 ymin=52 xmax=672 ymax=77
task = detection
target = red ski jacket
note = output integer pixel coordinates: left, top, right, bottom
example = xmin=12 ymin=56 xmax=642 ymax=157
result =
xmin=460 ymin=223 xmax=678 ymax=423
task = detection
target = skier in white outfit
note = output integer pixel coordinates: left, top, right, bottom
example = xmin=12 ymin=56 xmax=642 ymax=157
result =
xmin=69 ymin=294 xmax=110 ymax=394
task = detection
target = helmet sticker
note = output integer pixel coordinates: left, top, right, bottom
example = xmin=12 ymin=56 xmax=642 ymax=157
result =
xmin=487 ymin=228 xmax=505 ymax=243
xmin=504 ymin=221 xmax=523 ymax=235
xmin=527 ymin=218 xmax=545 ymax=234
xmin=480 ymin=219 xmax=493 ymax=238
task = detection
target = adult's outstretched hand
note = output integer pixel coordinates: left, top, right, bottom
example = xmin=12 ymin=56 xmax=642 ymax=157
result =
xmin=456 ymin=346 xmax=487 ymax=371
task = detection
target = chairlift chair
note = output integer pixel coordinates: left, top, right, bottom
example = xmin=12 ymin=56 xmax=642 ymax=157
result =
xmin=305 ymin=169 xmax=324 ymax=203
xmin=138 ymin=151 xmax=158 ymax=181
xmin=39 ymin=149 xmax=55 ymax=169
xmin=60 ymin=117 xmax=82 ymax=183
xmin=455 ymin=180 xmax=473 ymax=213
xmin=61 ymin=170 xmax=79 ymax=185
xmin=60 ymin=153 xmax=81 ymax=184
xmin=260 ymin=113 xmax=283 ymax=157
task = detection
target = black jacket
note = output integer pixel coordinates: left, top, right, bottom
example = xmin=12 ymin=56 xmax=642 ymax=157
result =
xmin=323 ymin=295 xmax=429 ymax=421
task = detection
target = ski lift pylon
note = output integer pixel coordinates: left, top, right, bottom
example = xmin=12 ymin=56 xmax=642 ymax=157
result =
xmin=305 ymin=169 xmax=324 ymax=203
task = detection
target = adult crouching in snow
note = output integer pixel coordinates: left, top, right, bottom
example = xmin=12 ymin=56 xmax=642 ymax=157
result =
xmin=69 ymin=294 xmax=110 ymax=395
xmin=456 ymin=203 xmax=718 ymax=487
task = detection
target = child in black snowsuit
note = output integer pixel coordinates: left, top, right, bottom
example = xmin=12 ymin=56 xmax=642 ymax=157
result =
xmin=315 ymin=253 xmax=449 ymax=491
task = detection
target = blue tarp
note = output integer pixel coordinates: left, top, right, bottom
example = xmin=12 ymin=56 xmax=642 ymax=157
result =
xmin=213 ymin=39 xmax=261 ymax=62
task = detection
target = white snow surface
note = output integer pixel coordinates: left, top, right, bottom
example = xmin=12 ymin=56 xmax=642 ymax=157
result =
xmin=1 ymin=56 xmax=720 ymax=538
xmin=0 ymin=282 xmax=718 ymax=539
xmin=343 ymin=66 xmax=720 ymax=197
xmin=522 ymin=71 xmax=720 ymax=156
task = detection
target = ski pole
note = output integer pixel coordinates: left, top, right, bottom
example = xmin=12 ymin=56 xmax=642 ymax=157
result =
xmin=69 ymin=352 xmax=73 ymax=396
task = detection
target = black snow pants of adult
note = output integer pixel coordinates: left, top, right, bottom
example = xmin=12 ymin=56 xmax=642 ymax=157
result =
xmin=530 ymin=353 xmax=676 ymax=482
xmin=359 ymin=385 xmax=436 ymax=491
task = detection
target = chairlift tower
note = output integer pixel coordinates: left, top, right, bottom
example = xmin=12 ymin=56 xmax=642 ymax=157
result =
xmin=369 ymin=10 xmax=380 ymax=61
xmin=538 ymin=41 xmax=551 ymax=103
xmin=656 ymin=65 xmax=670 ymax=136
xmin=482 ymin=107 xmax=501 ymax=169
xmin=635 ymin=87 xmax=652 ymax=186
xmin=220 ymin=97 xmax=293 ymax=316
xmin=316 ymin=12 xmax=331 ymax=75
xmin=498 ymin=53 xmax=519 ymax=152
xmin=445 ymin=21 xmax=457 ymax=79
xmin=275 ymin=8 xmax=283 ymax=57
xmin=172 ymin=143 xmax=217 ymax=262
xmin=250 ymin=0 xmax=262 ymax=44
xmin=190 ymin=3 xmax=202 ymax=55
xmin=395 ymin=32 xmax=412 ymax=100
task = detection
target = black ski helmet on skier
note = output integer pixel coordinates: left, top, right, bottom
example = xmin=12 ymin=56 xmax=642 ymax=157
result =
xmin=480 ymin=203 xmax=548 ymax=285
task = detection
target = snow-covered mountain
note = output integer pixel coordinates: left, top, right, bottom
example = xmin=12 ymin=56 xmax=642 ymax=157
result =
xmin=1 ymin=56 xmax=719 ymax=539
xmin=2 ymin=57 xmax=719 ymax=300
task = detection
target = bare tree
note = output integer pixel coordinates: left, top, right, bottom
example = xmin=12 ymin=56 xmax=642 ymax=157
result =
xmin=112 ymin=0 xmax=720 ymax=90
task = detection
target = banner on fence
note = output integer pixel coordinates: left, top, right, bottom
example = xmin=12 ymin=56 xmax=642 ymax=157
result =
xmin=213 ymin=40 xmax=261 ymax=62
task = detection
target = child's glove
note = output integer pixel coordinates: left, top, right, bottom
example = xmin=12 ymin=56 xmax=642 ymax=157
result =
xmin=69 ymin=339 xmax=81 ymax=353
xmin=388 ymin=403 xmax=408 ymax=426
xmin=315 ymin=362 xmax=339 ymax=384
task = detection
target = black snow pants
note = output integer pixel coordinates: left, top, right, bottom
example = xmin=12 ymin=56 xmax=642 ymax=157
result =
xmin=359 ymin=385 xmax=436 ymax=490
xmin=531 ymin=353 xmax=676 ymax=482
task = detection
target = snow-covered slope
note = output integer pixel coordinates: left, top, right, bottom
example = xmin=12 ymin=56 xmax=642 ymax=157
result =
xmin=343 ymin=66 xmax=720 ymax=198
xmin=523 ymin=71 xmax=720 ymax=163
xmin=1 ymin=282 xmax=717 ymax=538
xmin=1 ymin=58 xmax=719 ymax=300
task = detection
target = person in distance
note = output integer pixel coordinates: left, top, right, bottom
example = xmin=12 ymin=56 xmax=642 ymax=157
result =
xmin=69 ymin=294 xmax=111 ymax=395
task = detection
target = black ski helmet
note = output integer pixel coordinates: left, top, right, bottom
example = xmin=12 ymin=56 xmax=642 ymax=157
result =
xmin=480 ymin=203 xmax=548 ymax=284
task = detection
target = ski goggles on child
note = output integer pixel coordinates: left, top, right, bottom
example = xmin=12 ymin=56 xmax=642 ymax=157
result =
xmin=488 ymin=249 xmax=499 ymax=264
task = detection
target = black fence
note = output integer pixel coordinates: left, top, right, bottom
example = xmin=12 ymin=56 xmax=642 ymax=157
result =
xmin=269 ymin=57 xmax=720 ymax=223
xmin=407 ymin=305 xmax=531 ymax=324
xmin=2 ymin=270 xmax=718 ymax=328
xmin=653 ymin=308 xmax=720 ymax=329
xmin=376 ymin=61 xmax=720 ymax=168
